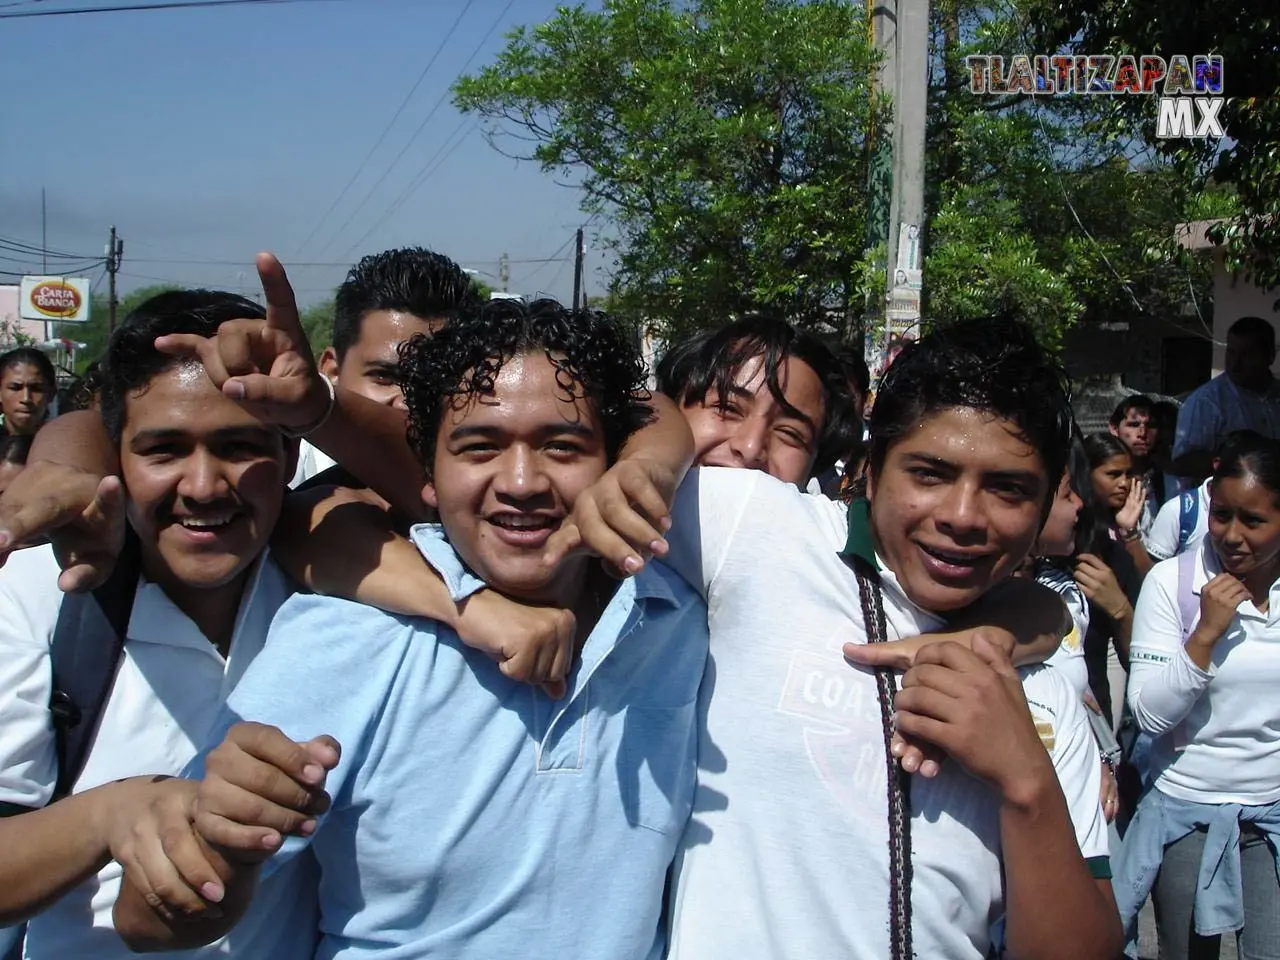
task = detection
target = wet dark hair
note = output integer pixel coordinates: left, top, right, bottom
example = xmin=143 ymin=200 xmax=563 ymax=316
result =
xmin=333 ymin=247 xmax=479 ymax=361
xmin=1063 ymin=436 xmax=1109 ymax=555
xmin=655 ymin=315 xmax=860 ymax=475
xmin=1228 ymin=315 xmax=1275 ymax=355
xmin=0 ymin=432 xmax=32 ymax=467
xmin=99 ymin=290 xmax=266 ymax=443
xmin=399 ymin=298 xmax=652 ymax=479
xmin=867 ymin=316 xmax=1074 ymax=513
xmin=0 ymin=346 xmax=57 ymax=393
xmin=1082 ymin=431 xmax=1132 ymax=470
xmin=1213 ymin=434 xmax=1280 ymax=506
xmin=836 ymin=343 xmax=871 ymax=400
xmin=1109 ymin=393 xmax=1155 ymax=428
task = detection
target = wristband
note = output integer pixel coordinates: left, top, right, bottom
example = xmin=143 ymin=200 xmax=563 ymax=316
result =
xmin=282 ymin=374 xmax=336 ymax=439
xmin=1120 ymin=527 xmax=1142 ymax=543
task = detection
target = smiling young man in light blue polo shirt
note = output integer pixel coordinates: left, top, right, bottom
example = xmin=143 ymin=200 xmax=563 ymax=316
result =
xmin=113 ymin=298 xmax=708 ymax=959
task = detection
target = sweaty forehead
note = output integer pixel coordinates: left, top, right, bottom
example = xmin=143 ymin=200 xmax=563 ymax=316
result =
xmin=352 ymin=310 xmax=439 ymax=357
xmin=445 ymin=352 xmax=602 ymax=432
xmin=124 ymin=363 xmax=271 ymax=433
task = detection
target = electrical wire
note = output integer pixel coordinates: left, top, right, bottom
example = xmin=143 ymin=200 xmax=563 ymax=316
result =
xmin=293 ymin=0 xmax=477 ymax=257
xmin=0 ymin=0 xmax=352 ymax=18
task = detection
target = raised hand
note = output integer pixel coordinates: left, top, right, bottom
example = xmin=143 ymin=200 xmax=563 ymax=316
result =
xmin=1115 ymin=475 xmax=1146 ymax=533
xmin=1073 ymin=553 xmax=1131 ymax=622
xmin=1192 ymin=572 xmax=1251 ymax=645
xmin=0 ymin=462 xmax=125 ymax=592
xmin=455 ymin=590 xmax=577 ymax=699
xmin=542 ymin=458 xmax=676 ymax=576
xmin=194 ymin=722 xmax=339 ymax=867
xmin=154 ymin=253 xmax=330 ymax=433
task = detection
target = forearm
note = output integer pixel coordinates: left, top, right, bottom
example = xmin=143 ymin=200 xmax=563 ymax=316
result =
xmin=307 ymin=386 xmax=427 ymax=521
xmin=948 ymin=580 xmax=1069 ymax=666
xmin=617 ymin=393 xmax=694 ymax=485
xmin=113 ymin=846 xmax=259 ymax=952
xmin=999 ymin=771 xmax=1122 ymax=960
xmin=1121 ymin=537 xmax=1153 ymax=577
xmin=1127 ymin=644 xmax=1213 ymax=734
xmin=273 ymin=491 xmax=459 ymax=624
xmin=27 ymin=410 xmax=117 ymax=476
xmin=0 ymin=784 xmax=127 ymax=924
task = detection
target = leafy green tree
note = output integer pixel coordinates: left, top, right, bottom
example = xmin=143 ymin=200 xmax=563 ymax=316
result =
xmin=454 ymin=0 xmax=887 ymax=342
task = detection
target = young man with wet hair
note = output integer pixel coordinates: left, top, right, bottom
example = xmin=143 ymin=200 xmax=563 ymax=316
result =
xmin=113 ymin=298 xmax=709 ymax=960
xmin=0 ymin=291 xmax=316 ymax=959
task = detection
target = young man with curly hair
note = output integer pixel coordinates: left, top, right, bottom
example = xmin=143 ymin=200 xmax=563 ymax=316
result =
xmin=114 ymin=298 xmax=710 ymax=960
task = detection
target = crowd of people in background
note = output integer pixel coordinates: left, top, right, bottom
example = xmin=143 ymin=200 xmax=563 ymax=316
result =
xmin=0 ymin=247 xmax=1277 ymax=960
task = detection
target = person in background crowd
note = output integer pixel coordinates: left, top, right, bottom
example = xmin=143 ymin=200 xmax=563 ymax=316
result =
xmin=0 ymin=348 xmax=56 ymax=438
xmin=1116 ymin=434 xmax=1280 ymax=960
xmin=655 ymin=315 xmax=859 ymax=490
xmin=0 ymin=434 xmax=31 ymax=497
xmin=1081 ymin=432 xmax=1146 ymax=731
xmin=1171 ymin=315 xmax=1280 ymax=486
xmin=1153 ymin=399 xmax=1182 ymax=501
xmin=1110 ymin=394 xmax=1167 ymax=537
xmin=291 ymin=247 xmax=479 ymax=487
xmin=1146 ymin=430 xmax=1265 ymax=563
xmin=815 ymin=342 xmax=871 ymax=499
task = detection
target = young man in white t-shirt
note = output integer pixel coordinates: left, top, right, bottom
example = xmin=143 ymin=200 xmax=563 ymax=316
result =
xmin=0 ymin=291 xmax=317 ymax=959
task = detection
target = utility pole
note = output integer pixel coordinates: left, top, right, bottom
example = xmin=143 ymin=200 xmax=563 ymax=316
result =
xmin=499 ymin=253 xmax=510 ymax=293
xmin=571 ymin=227 xmax=585 ymax=310
xmin=866 ymin=0 xmax=929 ymax=368
xmin=41 ymin=188 xmax=48 ymax=274
xmin=106 ymin=226 xmax=124 ymax=332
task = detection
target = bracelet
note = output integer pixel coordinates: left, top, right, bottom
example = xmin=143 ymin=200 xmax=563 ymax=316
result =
xmin=1120 ymin=527 xmax=1142 ymax=543
xmin=282 ymin=374 xmax=336 ymax=439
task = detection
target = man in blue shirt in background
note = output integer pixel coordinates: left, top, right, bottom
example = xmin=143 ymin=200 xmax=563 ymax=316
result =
xmin=115 ymin=297 xmax=708 ymax=959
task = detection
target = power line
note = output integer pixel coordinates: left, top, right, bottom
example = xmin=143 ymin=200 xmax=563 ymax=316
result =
xmin=293 ymin=0 xmax=477 ymax=257
xmin=317 ymin=0 xmax=518 ymax=258
xmin=0 ymin=0 xmax=350 ymax=18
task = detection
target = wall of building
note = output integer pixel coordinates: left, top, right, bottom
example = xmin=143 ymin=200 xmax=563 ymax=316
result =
xmin=1210 ymin=249 xmax=1280 ymax=376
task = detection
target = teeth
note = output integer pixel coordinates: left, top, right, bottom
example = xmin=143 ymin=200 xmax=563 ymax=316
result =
xmin=181 ymin=514 xmax=235 ymax=529
xmin=491 ymin=515 xmax=553 ymax=530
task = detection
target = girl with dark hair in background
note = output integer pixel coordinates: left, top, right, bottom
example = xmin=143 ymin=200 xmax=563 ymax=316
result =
xmin=1116 ymin=435 xmax=1280 ymax=959
xmin=0 ymin=347 xmax=56 ymax=437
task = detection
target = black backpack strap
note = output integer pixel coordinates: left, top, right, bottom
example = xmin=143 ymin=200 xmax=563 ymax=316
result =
xmin=48 ymin=529 xmax=141 ymax=800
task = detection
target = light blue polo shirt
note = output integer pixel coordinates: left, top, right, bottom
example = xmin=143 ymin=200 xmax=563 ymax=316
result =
xmin=202 ymin=524 xmax=708 ymax=960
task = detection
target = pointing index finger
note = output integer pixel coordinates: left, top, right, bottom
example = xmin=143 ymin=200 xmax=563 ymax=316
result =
xmin=255 ymin=253 xmax=303 ymax=337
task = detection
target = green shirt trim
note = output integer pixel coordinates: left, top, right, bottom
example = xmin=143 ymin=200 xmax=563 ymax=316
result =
xmin=1086 ymin=855 xmax=1112 ymax=880
xmin=840 ymin=498 xmax=881 ymax=571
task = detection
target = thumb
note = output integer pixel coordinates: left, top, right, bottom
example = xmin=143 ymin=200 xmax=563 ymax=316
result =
xmin=301 ymin=735 xmax=341 ymax=771
xmin=970 ymin=632 xmax=1016 ymax=676
xmin=223 ymin=372 xmax=303 ymax=406
xmin=843 ymin=640 xmax=912 ymax=672
xmin=542 ymin=521 xmax=584 ymax=568
xmin=86 ymin=475 xmax=125 ymax=528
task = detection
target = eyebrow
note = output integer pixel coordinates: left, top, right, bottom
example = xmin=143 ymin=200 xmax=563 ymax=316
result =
xmin=719 ymin=384 xmax=818 ymax=432
xmin=447 ymin=422 xmax=599 ymax=442
xmin=363 ymin=360 xmax=400 ymax=374
xmin=900 ymin=453 xmax=1042 ymax=486
xmin=129 ymin=425 xmax=277 ymax=446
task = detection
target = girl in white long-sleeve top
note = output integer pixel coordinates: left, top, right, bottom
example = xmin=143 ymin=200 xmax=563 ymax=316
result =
xmin=1115 ymin=435 xmax=1280 ymax=960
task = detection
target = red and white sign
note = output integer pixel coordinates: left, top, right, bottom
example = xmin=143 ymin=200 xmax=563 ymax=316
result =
xmin=20 ymin=276 xmax=91 ymax=323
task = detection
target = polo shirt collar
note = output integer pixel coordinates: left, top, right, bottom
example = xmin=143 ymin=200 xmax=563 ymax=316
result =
xmin=838 ymin=498 xmax=882 ymax=571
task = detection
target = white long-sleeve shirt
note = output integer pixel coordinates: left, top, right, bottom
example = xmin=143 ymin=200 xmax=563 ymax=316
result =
xmin=1128 ymin=542 xmax=1280 ymax=804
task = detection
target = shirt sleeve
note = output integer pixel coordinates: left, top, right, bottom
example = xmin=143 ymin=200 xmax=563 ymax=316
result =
xmin=0 ymin=546 xmax=66 ymax=810
xmin=1145 ymin=495 xmax=1182 ymax=562
xmin=187 ymin=593 xmax=419 ymax=872
xmin=1031 ymin=670 xmax=1110 ymax=872
xmin=664 ymin=467 xmax=761 ymax=598
xmin=1127 ymin=556 xmax=1216 ymax=735
xmin=1173 ymin=387 xmax=1220 ymax=460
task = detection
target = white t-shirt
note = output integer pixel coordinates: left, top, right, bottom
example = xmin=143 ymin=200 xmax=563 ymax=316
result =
xmin=1128 ymin=541 xmax=1280 ymax=805
xmin=288 ymin=438 xmax=337 ymax=489
xmin=0 ymin=544 xmax=316 ymax=960
xmin=1145 ymin=479 xmax=1210 ymax=562
xmin=1035 ymin=562 xmax=1090 ymax=696
xmin=662 ymin=468 xmax=1110 ymax=960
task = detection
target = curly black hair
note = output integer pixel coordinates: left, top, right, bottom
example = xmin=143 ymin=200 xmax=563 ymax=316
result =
xmin=99 ymin=290 xmax=265 ymax=442
xmin=868 ymin=316 xmax=1075 ymax=515
xmin=333 ymin=247 xmax=480 ymax=360
xmin=398 ymin=298 xmax=652 ymax=478
xmin=655 ymin=315 xmax=861 ymax=476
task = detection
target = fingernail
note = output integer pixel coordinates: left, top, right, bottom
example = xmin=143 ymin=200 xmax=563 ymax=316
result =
xmin=649 ymin=539 xmax=667 ymax=554
xmin=902 ymin=754 xmax=920 ymax=773
xmin=0 ymin=532 xmax=9 ymax=550
xmin=262 ymin=832 xmax=281 ymax=849
xmin=660 ymin=517 xmax=672 ymax=532
xmin=200 ymin=882 xmax=225 ymax=904
xmin=299 ymin=818 xmax=317 ymax=835
xmin=225 ymin=380 xmax=246 ymax=399
xmin=302 ymin=763 xmax=323 ymax=784
xmin=921 ymin=760 xmax=941 ymax=778
xmin=890 ymin=740 xmax=905 ymax=758
xmin=623 ymin=555 xmax=642 ymax=573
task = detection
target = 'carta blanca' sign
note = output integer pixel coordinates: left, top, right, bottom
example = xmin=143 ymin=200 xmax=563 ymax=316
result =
xmin=19 ymin=276 xmax=92 ymax=323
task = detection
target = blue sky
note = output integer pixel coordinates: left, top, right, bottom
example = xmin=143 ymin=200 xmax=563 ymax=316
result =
xmin=0 ymin=0 xmax=605 ymax=306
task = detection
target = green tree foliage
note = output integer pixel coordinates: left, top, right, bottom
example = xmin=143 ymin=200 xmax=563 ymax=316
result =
xmin=1030 ymin=0 xmax=1279 ymax=292
xmin=300 ymin=298 xmax=336 ymax=354
xmin=453 ymin=0 xmax=888 ymax=342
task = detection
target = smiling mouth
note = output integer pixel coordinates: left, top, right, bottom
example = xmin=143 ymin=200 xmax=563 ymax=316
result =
xmin=487 ymin=514 xmax=560 ymax=532
xmin=916 ymin=542 xmax=994 ymax=574
xmin=175 ymin=511 xmax=241 ymax=532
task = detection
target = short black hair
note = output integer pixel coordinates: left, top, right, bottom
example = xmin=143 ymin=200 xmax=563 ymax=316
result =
xmin=1082 ymin=430 xmax=1132 ymax=469
xmin=836 ymin=343 xmax=871 ymax=400
xmin=0 ymin=432 xmax=31 ymax=466
xmin=332 ymin=248 xmax=479 ymax=360
xmin=400 ymin=298 xmax=652 ymax=479
xmin=655 ymin=315 xmax=861 ymax=475
xmin=100 ymin=290 xmax=266 ymax=443
xmin=0 ymin=346 xmax=57 ymax=391
xmin=1228 ymin=315 xmax=1276 ymax=355
xmin=1214 ymin=434 xmax=1280 ymax=507
xmin=1110 ymin=393 xmax=1155 ymax=427
xmin=868 ymin=316 xmax=1074 ymax=513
